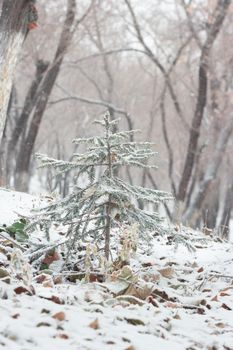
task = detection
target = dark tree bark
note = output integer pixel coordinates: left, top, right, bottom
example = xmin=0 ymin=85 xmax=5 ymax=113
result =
xmin=0 ymin=0 xmax=31 ymax=143
xmin=14 ymin=0 xmax=93 ymax=192
xmin=8 ymin=59 xmax=49 ymax=156
xmin=182 ymin=115 xmax=233 ymax=223
xmin=14 ymin=0 xmax=77 ymax=192
xmin=0 ymin=60 xmax=48 ymax=187
xmin=177 ymin=0 xmax=231 ymax=201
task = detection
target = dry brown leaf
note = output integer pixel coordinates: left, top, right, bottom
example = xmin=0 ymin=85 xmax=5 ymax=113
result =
xmin=42 ymin=250 xmax=60 ymax=266
xmin=12 ymin=313 xmax=20 ymax=319
xmin=219 ymin=292 xmax=230 ymax=297
xmin=147 ymin=296 xmax=159 ymax=307
xmin=55 ymin=333 xmax=69 ymax=339
xmin=14 ymin=286 xmax=34 ymax=296
xmin=211 ymin=295 xmax=218 ymax=302
xmin=215 ymin=322 xmax=225 ymax=328
xmin=44 ymin=295 xmax=64 ymax=304
xmin=221 ymin=303 xmax=232 ymax=311
xmin=125 ymin=284 xmax=153 ymax=300
xmin=89 ymin=318 xmax=100 ymax=330
xmin=52 ymin=311 xmax=66 ymax=321
xmin=35 ymin=274 xmax=48 ymax=284
xmin=125 ymin=346 xmax=135 ymax=350
xmin=197 ymin=267 xmax=204 ymax=273
xmin=158 ymin=267 xmax=174 ymax=279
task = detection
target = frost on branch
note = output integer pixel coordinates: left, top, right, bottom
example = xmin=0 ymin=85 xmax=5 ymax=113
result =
xmin=28 ymin=112 xmax=172 ymax=265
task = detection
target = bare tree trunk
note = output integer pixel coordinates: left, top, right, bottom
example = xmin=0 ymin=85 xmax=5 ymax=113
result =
xmin=183 ymin=115 xmax=233 ymax=223
xmin=0 ymin=0 xmax=30 ymax=143
xmin=200 ymin=180 xmax=220 ymax=229
xmin=177 ymin=0 xmax=231 ymax=202
xmin=14 ymin=0 xmax=79 ymax=192
xmin=0 ymin=86 xmax=15 ymax=186
xmin=219 ymin=182 xmax=233 ymax=239
xmin=8 ymin=59 xmax=49 ymax=155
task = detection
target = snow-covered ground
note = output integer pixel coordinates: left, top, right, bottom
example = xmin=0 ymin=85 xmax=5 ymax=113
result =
xmin=0 ymin=188 xmax=233 ymax=350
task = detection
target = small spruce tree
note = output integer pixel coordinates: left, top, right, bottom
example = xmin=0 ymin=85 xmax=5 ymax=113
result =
xmin=30 ymin=112 xmax=172 ymax=262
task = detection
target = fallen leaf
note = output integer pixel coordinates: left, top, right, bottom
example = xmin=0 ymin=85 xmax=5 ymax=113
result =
xmin=124 ymin=318 xmax=145 ymax=326
xmin=35 ymin=274 xmax=48 ymax=284
xmin=221 ymin=303 xmax=232 ymax=311
xmin=14 ymin=286 xmax=34 ymax=296
xmin=220 ymin=292 xmax=230 ymax=297
xmin=142 ymin=262 xmax=153 ymax=267
xmin=37 ymin=322 xmax=51 ymax=327
xmin=122 ymin=337 xmax=130 ymax=343
xmin=158 ymin=267 xmax=174 ymax=279
xmin=54 ymin=276 xmax=63 ymax=284
xmin=89 ymin=318 xmax=100 ymax=330
xmin=41 ymin=309 xmax=50 ymax=314
xmin=125 ymin=347 xmax=135 ymax=350
xmin=211 ymin=295 xmax=218 ymax=302
xmin=48 ymin=295 xmax=64 ymax=304
xmin=146 ymin=296 xmax=159 ymax=307
xmin=196 ymin=308 xmax=205 ymax=315
xmin=42 ymin=250 xmax=60 ymax=266
xmin=125 ymin=283 xmax=153 ymax=300
xmin=55 ymin=333 xmax=69 ymax=339
xmin=215 ymin=322 xmax=225 ymax=328
xmin=12 ymin=313 xmax=20 ymax=319
xmin=0 ymin=267 xmax=9 ymax=278
xmin=152 ymin=289 xmax=176 ymax=302
xmin=197 ymin=267 xmax=204 ymax=273
xmin=42 ymin=279 xmax=54 ymax=288
xmin=52 ymin=311 xmax=66 ymax=321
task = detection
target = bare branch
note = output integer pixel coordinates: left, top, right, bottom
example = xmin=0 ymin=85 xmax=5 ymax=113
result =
xmin=160 ymin=87 xmax=176 ymax=196
xmin=180 ymin=0 xmax=202 ymax=48
xmin=124 ymin=0 xmax=188 ymax=128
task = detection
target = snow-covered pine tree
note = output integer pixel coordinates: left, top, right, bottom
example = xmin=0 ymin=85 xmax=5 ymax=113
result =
xmin=30 ymin=112 xmax=172 ymax=261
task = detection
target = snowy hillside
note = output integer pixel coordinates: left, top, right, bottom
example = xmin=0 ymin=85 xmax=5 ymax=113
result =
xmin=0 ymin=188 xmax=233 ymax=350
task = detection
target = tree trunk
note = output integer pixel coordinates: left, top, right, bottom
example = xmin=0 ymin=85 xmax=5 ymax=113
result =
xmin=0 ymin=0 xmax=30 ymax=143
xmin=14 ymin=0 xmax=77 ymax=192
xmin=177 ymin=0 xmax=231 ymax=202
xmin=182 ymin=115 xmax=233 ymax=223
xmin=219 ymin=182 xmax=233 ymax=239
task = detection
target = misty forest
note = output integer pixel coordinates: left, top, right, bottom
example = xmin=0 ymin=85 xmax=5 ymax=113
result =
xmin=0 ymin=1 xmax=233 ymax=349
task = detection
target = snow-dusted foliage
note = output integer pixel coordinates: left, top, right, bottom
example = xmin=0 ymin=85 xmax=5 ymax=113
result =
xmin=28 ymin=112 xmax=172 ymax=261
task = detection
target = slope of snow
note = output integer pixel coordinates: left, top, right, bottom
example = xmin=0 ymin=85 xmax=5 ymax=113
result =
xmin=0 ymin=188 xmax=45 ymax=226
xmin=0 ymin=188 xmax=233 ymax=350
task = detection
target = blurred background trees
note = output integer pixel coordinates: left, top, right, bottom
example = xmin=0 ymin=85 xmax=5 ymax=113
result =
xmin=0 ymin=0 xmax=233 ymax=237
